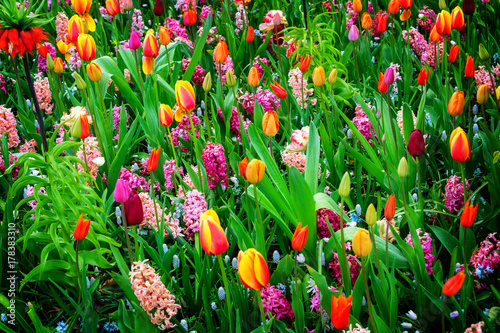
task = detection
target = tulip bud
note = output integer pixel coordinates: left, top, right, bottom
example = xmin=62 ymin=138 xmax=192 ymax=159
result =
xmin=248 ymin=66 xmax=260 ymax=87
xmin=417 ymin=66 xmax=430 ymax=86
xmin=203 ymin=72 xmax=212 ymax=92
xmin=448 ymin=90 xmax=465 ymax=116
xmin=460 ymin=200 xmax=478 ymax=228
xmin=200 ymin=210 xmax=228 ymax=255
xmin=226 ymin=69 xmax=236 ymax=87
xmin=129 ymin=31 xmax=141 ymax=50
xmin=450 ymin=127 xmax=471 ymax=163
xmin=159 ymin=104 xmax=174 ymax=127
xmin=398 ymin=157 xmax=408 ymax=179
xmin=312 ymin=66 xmax=326 ymax=87
xmin=153 ymin=0 xmax=164 ymax=16
xmin=300 ymin=55 xmax=311 ymax=72
xmin=366 ymin=204 xmax=377 ymax=226
xmin=378 ymin=71 xmax=388 ymax=93
xmin=383 ymin=67 xmax=395 ymax=86
xmin=73 ymin=213 xmax=91 ymax=241
xmin=291 ymin=222 xmax=309 ymax=251
xmin=74 ymin=72 xmax=87 ymax=90
xmin=464 ymin=56 xmax=475 ymax=78
xmin=122 ymin=0 xmax=133 ymax=10
xmin=408 ymin=129 xmax=425 ymax=158
xmin=262 ymin=111 xmax=279 ymax=137
xmin=106 ymin=0 xmax=120 ymax=16
xmin=239 ymin=157 xmax=249 ymax=180
xmin=46 ymin=54 xmax=55 ymax=71
xmin=70 ymin=116 xmax=82 ymax=139
xmin=54 ymin=57 xmax=64 ymax=74
xmin=448 ymin=45 xmax=460 ymax=63
xmin=338 ymin=172 xmax=350 ymax=198
xmin=443 ymin=271 xmax=466 ymax=297
xmin=87 ymin=62 xmax=102 ymax=82
xmin=361 ymin=13 xmax=373 ymax=29
xmin=114 ymin=179 xmax=130 ymax=203
xmin=439 ymin=0 xmax=446 ymax=10
xmin=246 ymin=26 xmax=254 ymax=43
xmin=477 ymin=84 xmax=489 ymax=105
xmin=124 ymin=190 xmax=144 ymax=226
xmin=246 ymin=159 xmax=265 ymax=184
xmin=328 ymin=69 xmax=338 ymax=84
xmin=272 ymin=12 xmax=281 ymax=26
xmin=352 ymin=229 xmax=372 ymax=257
xmin=348 ymin=25 xmax=359 ymax=41
xmin=478 ymin=44 xmax=489 ymax=61
xmin=353 ymin=0 xmax=362 ymax=12
xmin=147 ymin=147 xmax=161 ymax=171
xmin=270 ymin=80 xmax=287 ymax=99
xmin=385 ymin=194 xmax=396 ymax=221
xmin=238 ymin=248 xmax=269 ymax=290
xmin=462 ymin=0 xmax=475 ymax=16
xmin=159 ymin=27 xmax=171 ymax=46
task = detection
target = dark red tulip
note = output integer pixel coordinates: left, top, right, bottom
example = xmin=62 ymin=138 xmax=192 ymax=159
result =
xmin=407 ymin=129 xmax=425 ymax=158
xmin=124 ymin=191 xmax=144 ymax=226
xmin=462 ymin=0 xmax=475 ymax=16
xmin=153 ymin=0 xmax=164 ymax=16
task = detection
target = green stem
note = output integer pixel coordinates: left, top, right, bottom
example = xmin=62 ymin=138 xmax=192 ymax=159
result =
xmin=133 ymin=226 xmax=139 ymax=261
xmin=217 ymin=255 xmax=234 ymax=333
xmin=112 ymin=17 xmax=120 ymax=54
xmin=95 ymin=81 xmax=110 ymax=134
xmin=150 ymin=171 xmax=162 ymax=241
xmin=362 ymin=257 xmax=377 ymax=333
xmin=120 ymin=202 xmax=134 ymax=267
xmin=255 ymin=291 xmax=269 ymax=333
xmin=353 ymin=41 xmax=360 ymax=90
xmin=386 ymin=90 xmax=399 ymax=157
xmin=75 ymin=240 xmax=81 ymax=296
xmin=318 ymin=85 xmax=332 ymax=141
xmin=254 ymin=185 xmax=263 ymax=230
xmin=188 ymin=113 xmax=203 ymax=189
xmin=133 ymin=49 xmax=145 ymax=95
xmin=441 ymin=295 xmax=447 ymax=333
xmin=204 ymin=91 xmax=211 ymax=142
xmin=369 ymin=225 xmax=384 ymax=290
xmin=339 ymin=197 xmax=351 ymax=295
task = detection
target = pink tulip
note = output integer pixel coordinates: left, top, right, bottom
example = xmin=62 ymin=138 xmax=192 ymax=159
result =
xmin=348 ymin=25 xmax=359 ymax=41
xmin=129 ymin=31 xmax=141 ymax=50
xmin=114 ymin=179 xmax=130 ymax=203
xmin=383 ymin=67 xmax=395 ymax=86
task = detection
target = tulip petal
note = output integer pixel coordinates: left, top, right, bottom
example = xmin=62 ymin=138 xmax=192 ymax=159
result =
xmin=253 ymin=253 xmax=269 ymax=287
xmin=207 ymin=220 xmax=228 ymax=255
xmin=238 ymin=255 xmax=261 ymax=290
xmin=83 ymin=14 xmax=96 ymax=32
xmin=199 ymin=219 xmax=212 ymax=255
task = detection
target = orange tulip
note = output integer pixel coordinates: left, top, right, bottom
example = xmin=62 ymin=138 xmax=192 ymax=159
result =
xmin=76 ymin=33 xmax=96 ymax=61
xmin=147 ymin=147 xmax=161 ymax=171
xmin=331 ymin=294 xmax=352 ymax=330
xmin=238 ymin=157 xmax=249 ymax=180
xmin=377 ymin=13 xmax=388 ymax=33
xmin=246 ymin=159 xmax=265 ymax=184
xmin=299 ymin=55 xmax=311 ymax=72
xmin=385 ymin=194 xmax=396 ymax=221
xmin=159 ymin=104 xmax=174 ymax=127
xmin=159 ymin=27 xmax=171 ymax=46
xmin=477 ymin=84 xmax=489 ymax=105
xmin=200 ymin=210 xmax=228 ymax=256
xmin=417 ymin=66 xmax=430 ymax=86
xmin=238 ymin=248 xmax=269 ymax=290
xmin=106 ymin=0 xmax=120 ymax=16
xmin=183 ymin=9 xmax=197 ymax=26
xmin=361 ymin=13 xmax=373 ymax=29
xmin=246 ymin=26 xmax=254 ymax=43
xmin=57 ymin=40 xmax=69 ymax=55
xmin=143 ymin=30 xmax=159 ymax=58
xmin=142 ymin=57 xmax=155 ymax=75
xmin=450 ymin=127 xmax=471 ymax=163
xmin=270 ymin=80 xmax=287 ymax=99
xmin=312 ymin=66 xmax=326 ymax=87
xmin=400 ymin=10 xmax=411 ymax=21
xmin=262 ymin=111 xmax=279 ymax=137
xmin=291 ymin=222 xmax=309 ymax=251
xmin=448 ymin=45 xmax=460 ymax=63
xmin=460 ymin=200 xmax=478 ymax=228
xmin=68 ymin=15 xmax=85 ymax=43
xmin=447 ymin=91 xmax=465 ymax=116
xmin=401 ymin=0 xmax=412 ymax=9
xmin=388 ymin=0 xmax=400 ymax=14
xmin=80 ymin=114 xmax=90 ymax=139
xmin=53 ymin=57 xmax=64 ymax=74
xmin=353 ymin=0 xmax=362 ymax=12
xmin=73 ymin=213 xmax=91 ymax=240
xmin=429 ymin=25 xmax=441 ymax=43
xmin=213 ymin=41 xmax=229 ymax=64
xmin=464 ymin=56 xmax=475 ymax=78
xmin=175 ymin=80 xmax=196 ymax=115
xmin=451 ymin=6 xmax=465 ymax=30
xmin=86 ymin=62 xmax=102 ymax=82
xmin=378 ymin=71 xmax=388 ymax=93
xmin=71 ymin=0 xmax=95 ymax=31
xmin=443 ymin=270 xmax=465 ymax=297
xmin=248 ymin=66 xmax=260 ymax=87
xmin=352 ymin=229 xmax=372 ymax=257
xmin=436 ymin=11 xmax=452 ymax=36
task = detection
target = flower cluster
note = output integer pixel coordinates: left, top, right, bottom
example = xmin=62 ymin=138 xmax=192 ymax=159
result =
xmin=77 ymin=136 xmax=103 ymax=179
xmin=118 ymin=167 xmax=151 ymax=192
xmin=235 ymin=5 xmax=248 ymax=35
xmin=171 ymin=114 xmax=201 ymax=152
xmin=183 ymin=189 xmax=207 ymax=240
xmin=217 ymin=106 xmax=250 ymax=138
xmin=317 ymin=208 xmax=346 ymax=239
xmin=202 ymin=142 xmax=229 ymax=190
xmin=163 ymin=159 xmax=183 ymax=193
xmin=474 ymin=66 xmax=497 ymax=94
xmin=112 ymin=105 xmax=129 ymax=140
xmin=0 ymin=105 xmax=20 ymax=148
xmin=55 ymin=12 xmax=68 ymax=42
xmin=469 ymin=233 xmax=500 ymax=279
xmin=68 ymin=47 xmax=82 ymax=72
xmin=34 ymin=74 xmax=53 ymax=115
xmin=37 ymin=43 xmax=56 ymax=74
xmin=417 ymin=6 xmax=437 ymax=33
xmin=353 ymin=103 xmax=377 ymax=147
xmin=443 ymin=175 xmax=469 ymax=214
xmin=139 ymin=192 xmax=183 ymax=238
xmin=464 ymin=321 xmax=484 ymax=333
xmin=328 ymin=243 xmax=361 ymax=287
xmin=0 ymin=153 xmax=19 ymax=179
xmin=19 ymin=139 xmax=38 ymax=153
xmin=166 ymin=17 xmax=192 ymax=46
xmin=132 ymin=9 xmax=146 ymax=37
xmin=215 ymin=55 xmax=235 ymax=85
xmin=403 ymin=27 xmax=429 ymax=60
xmin=252 ymin=56 xmax=270 ymax=78
xmin=260 ymin=284 xmax=295 ymax=322
xmin=405 ymin=228 xmax=435 ymax=275
xmin=182 ymin=58 xmax=206 ymax=86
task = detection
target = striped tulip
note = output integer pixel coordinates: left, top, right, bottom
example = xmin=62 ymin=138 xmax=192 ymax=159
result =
xmin=460 ymin=200 xmax=478 ymax=228
xmin=76 ymin=34 xmax=96 ymax=61
xmin=147 ymin=147 xmax=161 ymax=171
xmin=79 ymin=115 xmax=91 ymax=139
xmin=291 ymin=222 xmax=309 ymax=251
xmin=200 ymin=210 xmax=228 ymax=255
xmin=450 ymin=127 xmax=471 ymax=163
xmin=159 ymin=104 xmax=174 ymax=127
xmin=270 ymin=80 xmax=287 ymax=99
xmin=331 ymin=294 xmax=352 ymax=329
xmin=238 ymin=248 xmax=269 ymax=290
xmin=443 ymin=270 xmax=465 ymax=297
xmin=451 ymin=7 xmax=465 ymax=30
xmin=143 ymin=30 xmax=159 ymax=58
xmin=238 ymin=157 xmax=249 ymax=180
xmin=86 ymin=62 xmax=102 ymax=82
xmin=436 ymin=10 xmax=452 ymax=36
xmin=106 ymin=0 xmax=120 ymax=16
xmin=71 ymin=0 xmax=92 ymax=16
xmin=248 ymin=66 xmax=260 ymax=87
xmin=53 ymin=57 xmax=64 ymax=74
xmin=477 ymin=84 xmax=489 ymax=105
xmin=175 ymin=80 xmax=196 ymax=113
xmin=73 ymin=213 xmax=91 ymax=240
xmin=68 ymin=15 xmax=85 ymax=43
xmin=400 ymin=10 xmax=411 ymax=21
xmin=447 ymin=91 xmax=465 ymax=116
xmin=142 ymin=57 xmax=155 ymax=75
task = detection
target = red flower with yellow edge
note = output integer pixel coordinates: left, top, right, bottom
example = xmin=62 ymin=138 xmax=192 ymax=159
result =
xmin=106 ymin=0 xmax=120 ymax=17
xmin=71 ymin=0 xmax=96 ymax=31
xmin=460 ymin=200 xmax=478 ymax=228
xmin=443 ymin=270 xmax=465 ymax=297
xmin=385 ymin=194 xmax=396 ymax=221
xmin=450 ymin=127 xmax=471 ymax=163
xmin=417 ymin=66 xmax=430 ymax=86
xmin=57 ymin=40 xmax=71 ymax=61
xmin=159 ymin=104 xmax=174 ymax=127
xmin=199 ymin=210 xmax=228 ymax=256
xmin=0 ymin=27 xmax=48 ymax=57
xmin=68 ymin=15 xmax=85 ymax=43
xmin=175 ymin=80 xmax=196 ymax=119
xmin=270 ymin=80 xmax=287 ymax=99
xmin=73 ymin=213 xmax=91 ymax=241
xmin=143 ymin=30 xmax=159 ymax=58
xmin=142 ymin=57 xmax=155 ymax=75
xmin=331 ymin=294 xmax=352 ymax=329
xmin=147 ymin=147 xmax=161 ymax=171
xmin=451 ymin=6 xmax=465 ymax=30
xmin=436 ymin=10 xmax=452 ymax=36
xmin=291 ymin=222 xmax=309 ymax=251
xmin=76 ymin=33 xmax=96 ymax=61
xmin=400 ymin=10 xmax=411 ymax=21
xmin=237 ymin=248 xmax=269 ymax=290
xmin=238 ymin=157 xmax=249 ymax=180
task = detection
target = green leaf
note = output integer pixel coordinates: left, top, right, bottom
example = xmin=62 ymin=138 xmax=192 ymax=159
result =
xmin=304 ymin=122 xmax=320 ymax=194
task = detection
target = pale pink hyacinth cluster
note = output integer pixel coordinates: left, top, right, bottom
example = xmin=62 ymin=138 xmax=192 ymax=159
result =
xmin=68 ymin=46 xmax=82 ymax=71
xmin=417 ymin=6 xmax=437 ymax=33
xmin=235 ymin=5 xmax=248 ymax=35
xmin=353 ymin=103 xmax=376 ymax=147
xmin=19 ymin=139 xmax=38 ymax=153
xmin=34 ymin=74 xmax=53 ymax=115
xmin=474 ymin=66 xmax=497 ymax=94
xmin=317 ymin=208 xmax=346 ymax=239
xmin=183 ymin=189 xmax=207 ymax=240
xmin=166 ymin=17 xmax=193 ymax=46
xmin=171 ymin=114 xmax=201 ymax=152
xmin=55 ymin=12 xmax=68 ymax=42
xmin=129 ymin=260 xmax=181 ymax=330
xmin=138 ymin=192 xmax=183 ymax=238
xmin=281 ymin=150 xmax=307 ymax=172
xmin=402 ymin=27 xmax=428 ymax=60
xmin=260 ymin=284 xmax=295 ymax=322
xmin=131 ymin=9 xmax=145 ymax=37
xmin=174 ymin=0 xmax=196 ymax=12
xmin=238 ymin=87 xmax=280 ymax=116
xmin=182 ymin=58 xmax=206 ymax=86
xmin=310 ymin=285 xmax=337 ymax=322
xmin=24 ymin=185 xmax=46 ymax=211
xmin=344 ymin=324 xmax=371 ymax=333
xmin=176 ymin=168 xmax=197 ymax=200
xmin=469 ymin=233 xmax=500 ymax=279
xmin=422 ymin=42 xmax=443 ymax=70
xmin=288 ymin=68 xmax=317 ymax=108
xmin=77 ymin=136 xmax=103 ymax=179
xmin=118 ymin=167 xmax=150 ymax=192
xmin=286 ymin=126 xmax=309 ymax=152
xmin=202 ymin=142 xmax=229 ymax=190
xmin=443 ymin=175 xmax=469 ymax=214
xmin=215 ymin=55 xmax=234 ymax=85
xmin=0 ymin=105 xmax=20 ymax=148
xmin=405 ymin=228 xmax=435 ymax=275
xmin=163 ymin=158 xmax=183 ymax=192
xmin=396 ymin=107 xmax=417 ymax=140
xmin=493 ymin=64 xmax=500 ymax=79
xmin=328 ymin=243 xmax=361 ymax=287
xmin=464 ymin=321 xmax=484 ymax=333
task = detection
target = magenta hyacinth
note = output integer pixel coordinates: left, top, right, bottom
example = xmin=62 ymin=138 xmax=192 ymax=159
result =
xmin=183 ymin=190 xmax=207 ymax=240
xmin=316 ymin=208 xmax=346 ymax=239
xmin=202 ymin=142 xmax=229 ymax=190
xmin=406 ymin=228 xmax=435 ymax=275
xmin=444 ymin=175 xmax=470 ymax=214
xmin=260 ymin=285 xmax=295 ymax=322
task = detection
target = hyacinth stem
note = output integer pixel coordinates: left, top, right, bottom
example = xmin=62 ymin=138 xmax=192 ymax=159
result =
xmin=204 ymin=91 xmax=211 ymax=142
xmin=254 ymin=185 xmax=263 ymax=231
xmin=441 ymin=295 xmax=447 ymax=333
xmin=339 ymin=197 xmax=351 ymax=295
xmin=217 ymin=255 xmax=234 ymax=333
xmin=401 ymin=178 xmax=408 ymax=212
xmin=255 ymin=291 xmax=269 ymax=333
xmin=232 ymin=85 xmax=246 ymax=148
xmin=11 ymin=57 xmax=27 ymax=111
xmin=133 ymin=49 xmax=144 ymax=94
xmin=318 ymin=238 xmax=324 ymax=329
xmin=121 ymin=202 xmax=134 ymax=267
xmin=166 ymin=49 xmax=173 ymax=86
xmin=23 ymin=55 xmax=48 ymax=153
xmin=301 ymin=71 xmax=306 ymax=121
xmin=318 ymin=86 xmax=332 ymax=140
xmin=361 ymin=257 xmax=377 ymax=333
xmin=82 ymin=145 xmax=89 ymax=174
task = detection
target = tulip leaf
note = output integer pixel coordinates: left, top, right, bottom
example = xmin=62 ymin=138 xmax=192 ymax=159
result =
xmin=269 ymin=255 xmax=294 ymax=286
xmin=183 ymin=13 xmax=212 ymax=82
xmin=428 ymin=225 xmax=459 ymax=256
xmin=304 ymin=122 xmax=320 ymax=194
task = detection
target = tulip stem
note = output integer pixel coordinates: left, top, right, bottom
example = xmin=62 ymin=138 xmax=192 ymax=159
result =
xmin=361 ymin=257 xmax=377 ymax=333
xmin=385 ymin=219 xmax=390 ymax=267
xmin=254 ymin=185 xmax=263 ymax=231
xmin=112 ymin=17 xmax=120 ymax=56
xmin=386 ymin=91 xmax=399 ymax=157
xmin=441 ymin=295 xmax=447 ymax=333
xmin=318 ymin=85 xmax=332 ymax=141
xmin=50 ymin=71 xmax=64 ymax=120
xmin=133 ymin=49 xmax=145 ymax=95
xmin=255 ymin=291 xmax=269 ymax=333
xmin=353 ymin=41 xmax=360 ymax=91
xmin=416 ymin=157 xmax=424 ymax=216
xmin=166 ymin=125 xmax=180 ymax=192
xmin=75 ymin=240 xmax=81 ymax=296
xmin=268 ymin=137 xmax=273 ymax=157
xmin=217 ymin=255 xmax=234 ymax=333
xmin=339 ymin=198 xmax=351 ymax=295
xmin=188 ymin=113 xmax=203 ymax=189
xmin=301 ymin=71 xmax=305 ymax=120
xmin=369 ymin=225 xmax=384 ymax=290
xmin=133 ymin=226 xmax=139 ymax=261
xmin=121 ymin=202 xmax=134 ymax=267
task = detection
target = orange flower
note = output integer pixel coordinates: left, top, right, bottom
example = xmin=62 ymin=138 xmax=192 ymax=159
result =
xmin=262 ymin=111 xmax=279 ymax=137
xmin=200 ymin=210 xmax=228 ymax=256
xmin=54 ymin=57 xmax=64 ymax=74
xmin=80 ymin=114 xmax=91 ymax=139
xmin=299 ymin=55 xmax=311 ymax=72
xmin=312 ymin=66 xmax=326 ymax=87
xmin=175 ymin=80 xmax=196 ymax=117
xmin=291 ymin=222 xmax=309 ymax=251
xmin=385 ymin=194 xmax=396 ymax=221
xmin=159 ymin=104 xmax=174 ymax=127
xmin=377 ymin=13 xmax=388 ymax=33
xmin=183 ymin=9 xmax=197 ymax=26
xmin=436 ymin=10 xmax=452 ymax=36
xmin=378 ymin=71 xmax=388 ymax=93
xmin=443 ymin=270 xmax=465 ymax=297
xmin=238 ymin=248 xmax=269 ymax=290
xmin=400 ymin=0 xmax=412 ymax=9
xmin=388 ymin=0 xmax=400 ymax=14
xmin=352 ymin=229 xmax=372 ymax=257
xmin=417 ymin=66 xmax=430 ymax=86
xmin=238 ymin=157 xmax=249 ymax=180
xmin=270 ymin=80 xmax=287 ymax=99
xmin=353 ymin=0 xmax=362 ymax=12
xmin=460 ymin=200 xmax=478 ymax=228
xmin=159 ymin=27 xmax=171 ymax=46
xmin=86 ymin=62 xmax=102 ymax=81
xmin=147 ymin=147 xmax=161 ymax=171
xmin=331 ymin=294 xmax=352 ymax=329
xmin=429 ymin=25 xmax=441 ymax=43
xmin=248 ymin=66 xmax=261 ymax=87
xmin=246 ymin=26 xmax=255 ymax=43
xmin=213 ymin=41 xmax=229 ymax=64
xmin=73 ymin=213 xmax=91 ymax=241
xmin=0 ymin=27 xmax=48 ymax=57
xmin=143 ymin=30 xmax=159 ymax=58
xmin=447 ymin=91 xmax=465 ymax=116
xmin=142 ymin=57 xmax=155 ymax=75
xmin=106 ymin=0 xmax=120 ymax=16
xmin=76 ymin=33 xmax=96 ymax=61
xmin=361 ymin=13 xmax=373 ymax=29
xmin=400 ymin=10 xmax=411 ymax=21
xmin=448 ymin=45 xmax=460 ymax=63
xmin=464 ymin=56 xmax=475 ymax=78
xmin=451 ymin=6 xmax=465 ymax=30
xmin=71 ymin=0 xmax=95 ymax=31
xmin=246 ymin=159 xmax=265 ymax=184
xmin=450 ymin=127 xmax=471 ymax=163
xmin=477 ymin=84 xmax=489 ymax=105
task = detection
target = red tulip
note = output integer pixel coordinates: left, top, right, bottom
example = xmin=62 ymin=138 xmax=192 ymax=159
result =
xmin=147 ymin=147 xmax=161 ymax=171
xmin=331 ymin=294 xmax=352 ymax=329
xmin=407 ymin=129 xmax=425 ymax=157
xmin=448 ymin=45 xmax=460 ymax=63
xmin=291 ymin=222 xmax=309 ymax=251
xmin=385 ymin=194 xmax=396 ymax=221
xmin=464 ymin=56 xmax=474 ymax=78
xmin=450 ymin=127 xmax=471 ymax=163
xmin=378 ymin=71 xmax=388 ymax=93
xmin=270 ymin=80 xmax=287 ymax=99
xmin=153 ymin=0 xmax=163 ymax=16
xmin=299 ymin=55 xmax=311 ymax=72
xmin=200 ymin=210 xmax=228 ymax=255
xmin=460 ymin=200 xmax=478 ymax=228
xmin=377 ymin=13 xmax=388 ymax=33
xmin=443 ymin=270 xmax=465 ymax=297
xmin=246 ymin=26 xmax=254 ymax=43
xmin=417 ymin=66 xmax=430 ymax=86
xmin=73 ymin=213 xmax=91 ymax=240
xmin=124 ymin=190 xmax=143 ymax=226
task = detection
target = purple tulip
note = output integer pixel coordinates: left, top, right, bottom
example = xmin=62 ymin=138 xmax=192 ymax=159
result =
xmin=348 ymin=25 xmax=359 ymax=41
xmin=383 ymin=67 xmax=395 ymax=86
xmin=124 ymin=190 xmax=144 ymax=226
xmin=129 ymin=31 xmax=141 ymax=50
xmin=114 ymin=179 xmax=130 ymax=203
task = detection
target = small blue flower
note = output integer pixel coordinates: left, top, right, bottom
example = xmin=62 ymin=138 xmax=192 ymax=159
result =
xmin=473 ymin=168 xmax=482 ymax=177
xmin=450 ymin=311 xmax=459 ymax=319
xmin=1 ymin=314 xmax=7 ymax=322
xmin=483 ymin=308 xmax=490 ymax=316
xmin=103 ymin=321 xmax=119 ymax=332
xmin=56 ymin=321 xmax=69 ymax=333
xmin=349 ymin=213 xmax=361 ymax=223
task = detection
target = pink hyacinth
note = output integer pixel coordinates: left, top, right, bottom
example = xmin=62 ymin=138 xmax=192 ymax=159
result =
xmin=417 ymin=6 xmax=437 ymax=34
xmin=68 ymin=46 xmax=82 ymax=72
xmin=474 ymin=65 xmax=497 ymax=94
xmin=328 ymin=243 xmax=361 ymax=287
xmin=370 ymin=10 xmax=389 ymax=39
xmin=164 ymin=158 xmax=183 ymax=193
xmin=0 ymin=154 xmax=19 ymax=179
xmin=199 ymin=5 xmax=213 ymax=24
xmin=129 ymin=260 xmax=181 ymax=330
xmin=252 ymin=56 xmax=270 ymax=78
xmin=166 ymin=17 xmax=192 ymax=46
xmin=0 ymin=105 xmax=20 ymax=148
xmin=55 ymin=12 xmax=69 ymax=42
xmin=112 ymin=105 xmax=130 ymax=140
xmin=119 ymin=167 xmax=151 ymax=192
xmin=464 ymin=322 xmax=484 ymax=333
xmin=260 ymin=284 xmax=295 ymax=322
xmin=281 ymin=151 xmax=307 ymax=173
xmin=182 ymin=58 xmax=206 ymax=86
xmin=288 ymin=68 xmax=317 ymax=108
xmin=37 ymin=43 xmax=56 ymax=74
xmin=405 ymin=228 xmax=435 ymax=275
xmin=131 ymin=9 xmax=145 ymax=37
xmin=0 ymin=73 xmax=6 ymax=94
xmin=421 ymin=42 xmax=444 ymax=70
xmin=19 ymin=139 xmax=38 ymax=153
xmin=345 ymin=1 xmax=373 ymax=31
xmin=469 ymin=233 xmax=500 ymax=279
xmin=235 ymin=5 xmax=248 ymax=35
xmin=77 ymin=136 xmax=103 ymax=179
xmin=353 ymin=103 xmax=377 ymax=147
xmin=237 ymin=86 xmax=280 ymax=115
xmin=443 ymin=175 xmax=469 ymax=214
xmin=175 ymin=168 xmax=198 ymax=200
xmin=34 ymin=74 xmax=53 ymax=115
xmin=174 ymin=0 xmax=196 ymax=12
xmin=215 ymin=55 xmax=234 ymax=85
xmin=316 ymin=208 xmax=346 ymax=239
xmin=171 ymin=114 xmax=201 ymax=152
xmin=24 ymin=185 xmax=46 ymax=211
xmin=217 ymin=106 xmax=243 ymax=136
xmin=402 ymin=27 xmax=429 ymax=61
xmin=138 ymin=192 xmax=183 ymax=238
xmin=202 ymin=142 xmax=229 ymax=190
xmin=183 ymin=190 xmax=207 ymax=240
xmin=344 ymin=324 xmax=371 ymax=333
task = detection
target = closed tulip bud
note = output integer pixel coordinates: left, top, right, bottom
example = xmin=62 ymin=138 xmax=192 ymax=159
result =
xmin=86 ymin=62 xmax=102 ymax=82
xmin=248 ymin=66 xmax=260 ymax=87
xmin=398 ymin=157 xmax=408 ymax=179
xmin=73 ymin=213 xmax=91 ymax=240
xmin=70 ymin=116 xmax=82 ymax=139
xmin=203 ymin=72 xmax=212 ymax=92
xmin=213 ymin=41 xmax=229 ymax=64
xmin=159 ymin=104 xmax=174 ymax=127
xmin=477 ymin=84 xmax=489 ymax=105
xmin=352 ymin=229 xmax=372 ymax=257
xmin=270 ymin=80 xmax=287 ymax=99
xmin=183 ymin=9 xmax=197 ymax=26
xmin=312 ymin=66 xmax=326 ymax=86
xmin=408 ymin=129 xmax=425 ymax=157
xmin=460 ymin=200 xmax=478 ymax=228
xmin=385 ymin=194 xmax=396 ymax=221
xmin=388 ymin=0 xmax=400 ymax=14
xmin=383 ymin=67 xmax=395 ymax=86
xmin=226 ymin=69 xmax=236 ymax=87
xmin=450 ymin=127 xmax=471 ymax=163
xmin=239 ymin=157 xmax=249 ymax=180
xmin=401 ymin=0 xmax=412 ymax=9
xmin=159 ymin=27 xmax=171 ymax=45
xmin=122 ymin=0 xmax=133 ymax=10
xmin=443 ymin=270 xmax=466 ymax=296
xmin=451 ymin=7 xmax=465 ymax=30
xmin=448 ymin=90 xmax=465 ymax=116
xmin=175 ymin=80 xmax=196 ymax=112
xmin=147 ymin=147 xmax=161 ymax=171
xmin=377 ymin=13 xmax=388 ymax=33
xmin=300 ymin=55 xmax=311 ymax=72
xmin=448 ymin=45 xmax=460 ymax=63
xmin=200 ymin=210 xmax=228 ymax=255
xmin=338 ymin=172 xmax=350 ymax=198
xmin=68 ymin=15 xmax=85 ymax=43
xmin=153 ymin=0 xmax=164 ymax=16
xmin=361 ymin=13 xmax=373 ymax=29
xmin=464 ymin=56 xmax=475 ymax=77
xmin=106 ymin=0 xmax=120 ymax=16
xmin=417 ymin=66 xmax=430 ymax=86
xmin=378 ymin=71 xmax=388 ymax=93
xmin=46 ymin=54 xmax=55 ymax=71
xmin=331 ymin=294 xmax=352 ymax=330
xmin=429 ymin=25 xmax=441 ymax=43
xmin=348 ymin=25 xmax=359 ymax=41
xmin=329 ymin=69 xmax=338 ymax=84
xmin=478 ymin=44 xmax=489 ymax=61
xmin=73 ymin=72 xmax=87 ymax=90
xmin=246 ymin=26 xmax=254 ymax=43
xmin=462 ymin=0 xmax=475 ymax=15
xmin=439 ymin=0 xmax=446 ymax=10
xmin=238 ymin=248 xmax=269 ymax=290
xmin=53 ymin=57 xmax=64 ymax=74
xmin=246 ymin=159 xmax=265 ymax=183
xmin=57 ymin=40 xmax=69 ymax=55
xmin=353 ymin=0 xmax=362 ymax=12
xmin=366 ymin=203 xmax=377 ymax=226
xmin=143 ymin=30 xmax=159 ymax=58
xmin=79 ymin=115 xmax=90 ymax=139
xmin=262 ymin=111 xmax=279 ymax=137
xmin=129 ymin=31 xmax=141 ymax=50
xmin=496 ymin=86 xmax=500 ymax=101
xmin=77 ymin=33 xmax=96 ymax=61
xmin=292 ymin=222 xmax=309 ymax=251
xmin=124 ymin=190 xmax=144 ymax=226
xmin=114 ymin=179 xmax=130 ymax=203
